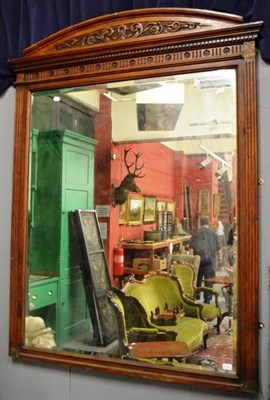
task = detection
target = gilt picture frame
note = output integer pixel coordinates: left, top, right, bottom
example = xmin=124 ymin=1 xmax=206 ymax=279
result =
xmin=156 ymin=200 xmax=166 ymax=212
xmin=119 ymin=201 xmax=128 ymax=224
xmin=213 ymin=193 xmax=221 ymax=217
xmin=198 ymin=189 xmax=210 ymax=217
xmin=127 ymin=196 xmax=144 ymax=225
xmin=143 ymin=196 xmax=156 ymax=223
xmin=166 ymin=201 xmax=175 ymax=220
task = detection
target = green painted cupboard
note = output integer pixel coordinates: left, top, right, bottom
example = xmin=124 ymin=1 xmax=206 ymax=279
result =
xmin=29 ymin=129 xmax=98 ymax=345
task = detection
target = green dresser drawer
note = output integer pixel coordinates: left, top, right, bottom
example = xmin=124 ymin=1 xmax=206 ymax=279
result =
xmin=28 ymin=277 xmax=58 ymax=311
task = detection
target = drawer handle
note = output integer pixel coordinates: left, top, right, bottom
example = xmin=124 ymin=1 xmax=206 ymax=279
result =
xmin=48 ymin=290 xmax=53 ymax=296
xmin=31 ymin=294 xmax=37 ymax=300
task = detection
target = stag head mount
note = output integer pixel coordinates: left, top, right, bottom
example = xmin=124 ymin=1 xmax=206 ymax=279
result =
xmin=112 ymin=147 xmax=146 ymax=206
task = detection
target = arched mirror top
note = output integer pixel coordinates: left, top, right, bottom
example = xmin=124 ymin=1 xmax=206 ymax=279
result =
xmin=21 ymin=9 xmax=243 ymax=57
xmin=11 ymin=8 xmax=262 ymax=82
xmin=9 ymin=8 xmax=262 ymax=394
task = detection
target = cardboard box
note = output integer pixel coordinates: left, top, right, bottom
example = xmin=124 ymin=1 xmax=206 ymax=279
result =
xmin=154 ymin=257 xmax=167 ymax=271
xmin=133 ymin=258 xmax=150 ymax=270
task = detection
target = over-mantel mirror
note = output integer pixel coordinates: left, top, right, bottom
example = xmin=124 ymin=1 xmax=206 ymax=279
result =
xmin=9 ymin=8 xmax=262 ymax=392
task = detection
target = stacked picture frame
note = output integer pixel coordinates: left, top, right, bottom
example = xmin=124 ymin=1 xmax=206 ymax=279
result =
xmin=69 ymin=210 xmax=118 ymax=346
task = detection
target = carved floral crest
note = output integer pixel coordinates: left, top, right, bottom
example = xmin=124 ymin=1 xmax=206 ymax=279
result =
xmin=56 ymin=21 xmax=209 ymax=50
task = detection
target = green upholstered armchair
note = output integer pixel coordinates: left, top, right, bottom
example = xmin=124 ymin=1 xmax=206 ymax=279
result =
xmin=167 ymin=253 xmax=201 ymax=275
xmin=112 ymin=287 xmax=177 ymax=343
xmin=122 ymin=273 xmax=208 ymax=352
xmin=171 ymin=263 xmax=222 ymax=334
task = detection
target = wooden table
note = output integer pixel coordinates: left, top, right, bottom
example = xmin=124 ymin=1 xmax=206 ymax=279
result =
xmin=129 ymin=340 xmax=192 ymax=360
xmin=204 ymin=275 xmax=233 ymax=334
xmin=204 ymin=276 xmax=233 ymax=286
xmin=121 ymin=235 xmax=191 ymax=275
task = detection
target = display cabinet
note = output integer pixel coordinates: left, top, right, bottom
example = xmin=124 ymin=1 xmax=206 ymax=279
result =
xmin=29 ymin=129 xmax=98 ymax=344
xmin=28 ymin=276 xmax=59 ymax=341
xmin=32 ymin=94 xmax=96 ymax=137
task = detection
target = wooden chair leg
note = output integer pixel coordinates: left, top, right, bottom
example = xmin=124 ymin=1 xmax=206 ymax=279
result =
xmin=216 ymin=316 xmax=222 ymax=335
xmin=203 ymin=333 xmax=208 ymax=349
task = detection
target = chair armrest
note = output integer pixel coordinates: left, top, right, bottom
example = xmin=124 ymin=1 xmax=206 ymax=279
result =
xmin=129 ymin=327 xmax=159 ymax=334
xmin=181 ymin=295 xmax=204 ymax=319
xmin=196 ymin=287 xmax=220 ymax=307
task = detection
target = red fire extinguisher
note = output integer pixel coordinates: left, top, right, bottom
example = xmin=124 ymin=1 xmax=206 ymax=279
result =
xmin=114 ymin=246 xmax=124 ymax=275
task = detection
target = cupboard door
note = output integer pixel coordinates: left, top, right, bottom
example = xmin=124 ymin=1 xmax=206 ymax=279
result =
xmin=59 ymin=273 xmax=91 ymax=345
xmin=61 ymin=144 xmax=95 ymax=278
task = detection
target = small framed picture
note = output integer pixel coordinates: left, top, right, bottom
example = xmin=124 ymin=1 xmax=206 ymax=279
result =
xmin=156 ymin=200 xmax=166 ymax=212
xmin=143 ymin=196 xmax=156 ymax=223
xmin=127 ymin=196 xmax=144 ymax=225
xmin=213 ymin=193 xmax=221 ymax=217
xmin=166 ymin=201 xmax=175 ymax=220
xmin=198 ymin=189 xmax=210 ymax=216
xmin=119 ymin=201 xmax=128 ymax=224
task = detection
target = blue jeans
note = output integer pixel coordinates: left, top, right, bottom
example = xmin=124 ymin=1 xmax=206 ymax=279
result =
xmin=196 ymin=260 xmax=216 ymax=302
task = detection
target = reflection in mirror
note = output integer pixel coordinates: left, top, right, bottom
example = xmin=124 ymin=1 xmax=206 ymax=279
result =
xmin=27 ymin=69 xmax=237 ymax=375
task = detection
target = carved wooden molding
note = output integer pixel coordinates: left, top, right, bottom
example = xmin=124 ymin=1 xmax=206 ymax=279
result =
xmin=11 ymin=22 xmax=261 ymax=83
xmin=21 ymin=39 xmax=257 ymax=85
xmin=23 ymin=44 xmax=243 ymax=84
xmin=55 ymin=21 xmax=210 ymax=50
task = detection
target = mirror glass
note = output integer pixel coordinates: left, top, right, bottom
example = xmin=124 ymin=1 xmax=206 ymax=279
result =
xmin=26 ymin=68 xmax=237 ymax=375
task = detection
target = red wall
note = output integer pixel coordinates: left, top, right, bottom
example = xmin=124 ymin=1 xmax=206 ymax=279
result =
xmin=109 ymin=142 xmax=178 ymax=274
xmin=185 ymin=155 xmax=219 ymax=229
xmin=93 ymin=95 xmax=234 ymax=278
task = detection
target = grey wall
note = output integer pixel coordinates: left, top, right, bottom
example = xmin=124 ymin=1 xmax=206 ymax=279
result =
xmin=0 ymin=56 xmax=269 ymax=400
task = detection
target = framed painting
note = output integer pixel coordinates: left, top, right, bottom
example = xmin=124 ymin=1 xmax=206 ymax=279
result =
xmin=143 ymin=196 xmax=156 ymax=223
xmin=213 ymin=193 xmax=221 ymax=217
xmin=156 ymin=200 xmax=166 ymax=212
xmin=198 ymin=189 xmax=210 ymax=217
xmin=119 ymin=201 xmax=128 ymax=224
xmin=88 ymin=252 xmax=111 ymax=294
xmin=127 ymin=196 xmax=144 ymax=225
xmin=79 ymin=210 xmax=103 ymax=252
xmin=166 ymin=201 xmax=175 ymax=220
xmin=69 ymin=210 xmax=116 ymax=346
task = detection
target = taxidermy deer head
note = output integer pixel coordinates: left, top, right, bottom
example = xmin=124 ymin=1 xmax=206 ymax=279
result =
xmin=112 ymin=147 xmax=145 ymax=206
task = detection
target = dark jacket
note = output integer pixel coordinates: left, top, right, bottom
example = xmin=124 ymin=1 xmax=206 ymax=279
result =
xmin=190 ymin=226 xmax=221 ymax=263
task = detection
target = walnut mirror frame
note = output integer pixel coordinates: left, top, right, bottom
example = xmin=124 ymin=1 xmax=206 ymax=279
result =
xmin=9 ymin=8 xmax=262 ymax=393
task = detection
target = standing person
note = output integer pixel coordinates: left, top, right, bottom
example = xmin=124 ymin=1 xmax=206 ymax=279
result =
xmin=213 ymin=219 xmax=226 ymax=246
xmin=213 ymin=218 xmax=226 ymax=270
xmin=189 ymin=216 xmax=222 ymax=303
xmin=226 ymin=217 xmax=237 ymax=268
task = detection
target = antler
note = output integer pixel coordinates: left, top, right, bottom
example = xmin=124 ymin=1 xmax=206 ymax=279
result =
xmin=124 ymin=147 xmax=146 ymax=178
xmin=124 ymin=147 xmax=135 ymax=173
